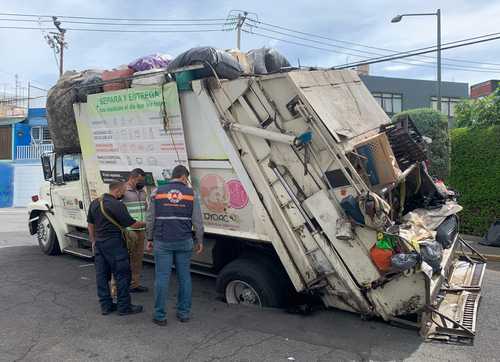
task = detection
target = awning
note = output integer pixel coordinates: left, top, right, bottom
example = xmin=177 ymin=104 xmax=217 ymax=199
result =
xmin=0 ymin=116 xmax=25 ymax=126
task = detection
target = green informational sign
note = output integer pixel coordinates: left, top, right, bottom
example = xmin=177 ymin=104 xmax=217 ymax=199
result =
xmin=79 ymin=83 xmax=189 ymax=193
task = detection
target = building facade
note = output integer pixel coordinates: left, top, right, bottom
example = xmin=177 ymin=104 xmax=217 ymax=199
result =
xmin=0 ymin=107 xmax=52 ymax=207
xmin=470 ymin=79 xmax=499 ymax=99
xmin=360 ymin=75 xmax=469 ymax=126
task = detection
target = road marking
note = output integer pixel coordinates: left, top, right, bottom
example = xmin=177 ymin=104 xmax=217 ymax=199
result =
xmin=79 ymin=263 xmax=94 ymax=268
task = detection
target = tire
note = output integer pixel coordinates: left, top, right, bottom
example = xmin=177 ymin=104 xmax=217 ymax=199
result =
xmin=216 ymin=256 xmax=290 ymax=308
xmin=37 ymin=214 xmax=61 ymax=256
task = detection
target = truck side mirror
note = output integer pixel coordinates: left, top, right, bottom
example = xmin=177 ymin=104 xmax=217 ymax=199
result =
xmin=41 ymin=154 xmax=53 ymax=181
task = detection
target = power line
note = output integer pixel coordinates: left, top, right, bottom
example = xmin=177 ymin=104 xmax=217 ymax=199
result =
xmin=247 ymin=18 xmax=500 ymax=68
xmin=0 ymin=18 xmax=230 ymax=26
xmin=244 ymin=25 xmax=500 ymax=72
xmin=0 ymin=12 xmax=226 ymax=22
xmin=335 ymin=31 xmax=500 ymax=68
xmin=0 ymin=25 xmax=227 ymax=33
xmin=335 ymin=35 xmax=500 ymax=70
xmin=244 ymin=30 xmax=500 ymax=73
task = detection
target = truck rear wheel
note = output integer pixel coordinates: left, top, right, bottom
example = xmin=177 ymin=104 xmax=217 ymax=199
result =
xmin=216 ymin=256 xmax=289 ymax=308
xmin=37 ymin=214 xmax=61 ymax=256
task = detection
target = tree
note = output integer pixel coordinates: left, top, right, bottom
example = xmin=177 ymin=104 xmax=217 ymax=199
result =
xmin=393 ymin=108 xmax=450 ymax=180
xmin=455 ymin=88 xmax=500 ymax=128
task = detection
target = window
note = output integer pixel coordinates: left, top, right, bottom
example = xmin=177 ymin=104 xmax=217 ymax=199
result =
xmin=55 ymin=154 xmax=80 ymax=183
xmin=431 ymin=97 xmax=462 ymax=118
xmin=372 ymin=93 xmax=402 ymax=115
xmin=30 ymin=126 xmax=51 ymax=144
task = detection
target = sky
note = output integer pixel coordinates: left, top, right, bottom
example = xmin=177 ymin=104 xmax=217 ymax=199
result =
xmin=0 ymin=0 xmax=499 ymax=94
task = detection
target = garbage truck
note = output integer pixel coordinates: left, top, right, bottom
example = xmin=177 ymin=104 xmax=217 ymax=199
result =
xmin=27 ymin=64 xmax=486 ymax=342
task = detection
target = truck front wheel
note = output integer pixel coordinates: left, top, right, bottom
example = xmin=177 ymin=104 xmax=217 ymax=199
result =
xmin=37 ymin=214 xmax=61 ymax=256
xmin=216 ymin=257 xmax=289 ymax=308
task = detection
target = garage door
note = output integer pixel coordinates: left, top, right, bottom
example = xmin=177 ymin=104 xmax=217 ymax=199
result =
xmin=0 ymin=126 xmax=12 ymax=160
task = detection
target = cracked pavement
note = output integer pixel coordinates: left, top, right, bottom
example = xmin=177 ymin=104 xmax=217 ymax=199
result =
xmin=0 ymin=209 xmax=499 ymax=361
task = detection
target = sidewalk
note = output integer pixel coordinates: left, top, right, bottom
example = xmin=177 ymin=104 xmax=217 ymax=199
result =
xmin=461 ymin=234 xmax=500 ymax=262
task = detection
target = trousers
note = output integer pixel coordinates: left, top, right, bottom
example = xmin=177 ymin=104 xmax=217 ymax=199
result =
xmin=94 ymin=237 xmax=131 ymax=313
xmin=129 ymin=230 xmax=145 ymax=288
xmin=153 ymin=239 xmax=193 ymax=321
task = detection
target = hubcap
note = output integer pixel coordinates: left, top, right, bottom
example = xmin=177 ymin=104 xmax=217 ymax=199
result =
xmin=225 ymin=280 xmax=262 ymax=307
xmin=37 ymin=217 xmax=51 ymax=247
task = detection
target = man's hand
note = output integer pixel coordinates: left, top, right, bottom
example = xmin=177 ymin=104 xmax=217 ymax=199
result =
xmin=146 ymin=241 xmax=154 ymax=252
xmin=91 ymin=241 xmax=96 ymax=256
xmin=194 ymin=243 xmax=203 ymax=255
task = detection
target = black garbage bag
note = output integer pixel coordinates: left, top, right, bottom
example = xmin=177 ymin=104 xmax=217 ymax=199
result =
xmin=167 ymin=47 xmax=242 ymax=80
xmin=247 ymin=47 xmax=291 ymax=74
xmin=480 ymin=220 xmax=500 ymax=247
xmin=46 ymin=71 xmax=84 ymax=153
xmin=391 ymin=252 xmax=420 ymax=271
xmin=420 ymin=240 xmax=443 ymax=273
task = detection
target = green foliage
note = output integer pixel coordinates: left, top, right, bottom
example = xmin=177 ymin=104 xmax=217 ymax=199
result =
xmin=393 ymin=108 xmax=450 ymax=180
xmin=455 ymin=88 xmax=500 ymax=128
xmin=449 ymin=126 xmax=500 ymax=235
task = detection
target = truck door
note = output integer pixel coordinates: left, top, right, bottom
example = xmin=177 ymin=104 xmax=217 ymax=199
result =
xmin=52 ymin=153 xmax=87 ymax=227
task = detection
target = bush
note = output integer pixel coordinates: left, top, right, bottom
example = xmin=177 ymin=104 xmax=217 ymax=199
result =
xmin=455 ymin=88 xmax=500 ymax=128
xmin=449 ymin=126 xmax=500 ymax=235
xmin=393 ymin=108 xmax=449 ymax=180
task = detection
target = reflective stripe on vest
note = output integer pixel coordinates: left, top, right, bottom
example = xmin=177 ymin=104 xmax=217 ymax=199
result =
xmin=155 ymin=216 xmax=192 ymax=220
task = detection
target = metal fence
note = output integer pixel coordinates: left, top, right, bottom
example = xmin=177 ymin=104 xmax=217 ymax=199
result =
xmin=16 ymin=143 xmax=53 ymax=160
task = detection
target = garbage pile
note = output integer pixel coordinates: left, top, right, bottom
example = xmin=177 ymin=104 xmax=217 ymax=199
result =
xmin=46 ymin=47 xmax=291 ymax=153
xmin=340 ymin=121 xmax=462 ymax=277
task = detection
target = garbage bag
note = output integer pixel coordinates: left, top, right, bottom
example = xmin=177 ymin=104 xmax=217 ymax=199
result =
xmin=247 ymin=48 xmax=267 ymax=74
xmin=128 ymin=53 xmax=171 ymax=72
xmin=480 ymin=220 xmax=500 ymax=247
xmin=247 ymin=47 xmax=291 ymax=74
xmin=46 ymin=71 xmax=86 ymax=152
xmin=76 ymin=71 xmax=103 ymax=103
xmin=419 ymin=240 xmax=443 ymax=273
xmin=167 ymin=47 xmax=243 ymax=80
xmin=265 ymin=48 xmax=291 ymax=72
xmin=391 ymin=252 xmax=420 ymax=271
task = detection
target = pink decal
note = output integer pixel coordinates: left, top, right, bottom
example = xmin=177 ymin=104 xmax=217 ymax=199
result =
xmin=226 ymin=179 xmax=249 ymax=209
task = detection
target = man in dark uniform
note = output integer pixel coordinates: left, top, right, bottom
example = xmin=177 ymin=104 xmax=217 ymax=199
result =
xmin=87 ymin=181 xmax=145 ymax=316
xmin=146 ymin=165 xmax=204 ymax=326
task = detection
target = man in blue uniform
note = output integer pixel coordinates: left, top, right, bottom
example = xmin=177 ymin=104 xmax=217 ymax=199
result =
xmin=87 ymin=181 xmax=145 ymax=316
xmin=146 ymin=165 xmax=204 ymax=326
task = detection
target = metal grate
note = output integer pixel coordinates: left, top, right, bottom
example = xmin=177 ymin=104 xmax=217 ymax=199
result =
xmin=461 ymin=293 xmax=480 ymax=332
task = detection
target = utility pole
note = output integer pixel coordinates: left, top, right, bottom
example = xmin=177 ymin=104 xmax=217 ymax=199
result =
xmin=236 ymin=12 xmax=248 ymax=50
xmin=436 ymin=8 xmax=442 ymax=113
xmin=45 ymin=16 xmax=67 ymax=77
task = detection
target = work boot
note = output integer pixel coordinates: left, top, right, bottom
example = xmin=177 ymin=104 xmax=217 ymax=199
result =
xmin=152 ymin=318 xmax=167 ymax=326
xmin=101 ymin=303 xmax=117 ymax=316
xmin=130 ymin=285 xmax=149 ymax=293
xmin=176 ymin=314 xmax=190 ymax=323
xmin=118 ymin=304 xmax=144 ymax=316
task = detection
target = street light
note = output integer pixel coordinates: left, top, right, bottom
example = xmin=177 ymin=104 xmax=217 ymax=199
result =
xmin=391 ymin=9 xmax=441 ymax=112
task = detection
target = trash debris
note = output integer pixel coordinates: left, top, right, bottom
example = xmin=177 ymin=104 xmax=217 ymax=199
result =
xmin=128 ymin=53 xmax=171 ymax=72
xmin=391 ymin=252 xmax=420 ymax=271
xmin=480 ymin=220 xmax=500 ymax=247
xmin=167 ymin=47 xmax=243 ymax=80
xmin=247 ymin=47 xmax=291 ymax=74
xmin=419 ymin=240 xmax=443 ymax=273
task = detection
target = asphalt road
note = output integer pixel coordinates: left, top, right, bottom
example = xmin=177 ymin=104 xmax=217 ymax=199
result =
xmin=0 ymin=209 xmax=499 ymax=361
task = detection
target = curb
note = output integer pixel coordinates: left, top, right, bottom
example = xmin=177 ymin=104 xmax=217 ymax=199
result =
xmin=463 ymin=252 xmax=500 ymax=262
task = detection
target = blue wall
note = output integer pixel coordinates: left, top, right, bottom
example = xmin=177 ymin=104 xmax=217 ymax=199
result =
xmin=0 ymin=163 xmax=13 ymax=207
